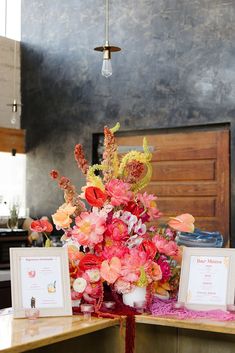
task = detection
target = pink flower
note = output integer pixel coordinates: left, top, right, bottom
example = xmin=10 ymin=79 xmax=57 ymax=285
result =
xmin=100 ymin=257 xmax=121 ymax=284
xmin=137 ymin=192 xmax=162 ymax=221
xmin=114 ymin=279 xmax=133 ymax=294
xmin=106 ymin=218 xmax=128 ymax=241
xmin=121 ymin=249 xmax=149 ymax=283
xmin=157 ymin=258 xmax=171 ymax=282
xmin=102 ymin=244 xmax=129 ymax=260
xmin=72 ymin=212 xmax=106 ymax=247
xmin=106 ymin=179 xmax=133 ymax=206
xmin=168 ymin=213 xmax=195 ymax=233
xmin=153 ymin=236 xmax=179 ymax=257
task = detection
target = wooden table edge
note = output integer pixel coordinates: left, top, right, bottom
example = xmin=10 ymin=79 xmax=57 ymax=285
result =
xmin=135 ymin=314 xmax=235 ymax=335
xmin=1 ymin=317 xmax=120 ymax=353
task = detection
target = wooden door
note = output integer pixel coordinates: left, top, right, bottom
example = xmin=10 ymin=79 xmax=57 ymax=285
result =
xmin=116 ymin=128 xmax=230 ymax=246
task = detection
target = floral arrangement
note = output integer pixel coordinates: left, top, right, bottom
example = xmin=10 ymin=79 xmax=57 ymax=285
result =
xmin=50 ymin=123 xmax=194 ymax=310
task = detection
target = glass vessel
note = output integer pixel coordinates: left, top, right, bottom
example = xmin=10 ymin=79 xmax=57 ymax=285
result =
xmin=7 ymin=203 xmax=19 ymax=230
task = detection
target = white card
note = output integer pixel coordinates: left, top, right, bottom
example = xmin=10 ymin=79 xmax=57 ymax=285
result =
xmin=186 ymin=255 xmax=229 ymax=306
xmin=20 ymin=256 xmax=64 ymax=309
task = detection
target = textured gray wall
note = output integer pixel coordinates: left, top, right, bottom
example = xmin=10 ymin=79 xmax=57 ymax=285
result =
xmin=21 ymin=1 xmax=235 ymax=244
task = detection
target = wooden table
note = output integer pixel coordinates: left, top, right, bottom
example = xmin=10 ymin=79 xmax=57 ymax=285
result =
xmin=0 ymin=311 xmax=121 ymax=353
xmin=1 ymin=311 xmax=235 ymax=353
xmin=135 ymin=315 xmax=235 ymax=353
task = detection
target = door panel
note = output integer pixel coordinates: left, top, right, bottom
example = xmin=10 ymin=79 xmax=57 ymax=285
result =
xmin=116 ymin=128 xmax=230 ymax=245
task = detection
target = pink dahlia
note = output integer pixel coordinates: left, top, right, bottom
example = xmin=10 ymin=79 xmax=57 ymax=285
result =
xmin=72 ymin=212 xmax=106 ymax=247
xmin=106 ymin=179 xmax=133 ymax=206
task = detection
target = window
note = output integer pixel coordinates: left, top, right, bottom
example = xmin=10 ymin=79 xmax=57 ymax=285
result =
xmin=0 ymin=0 xmax=21 ymax=41
xmin=0 ymin=152 xmax=26 ymax=217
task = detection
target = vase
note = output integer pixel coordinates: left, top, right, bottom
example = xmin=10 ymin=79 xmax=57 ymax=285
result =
xmin=122 ymin=286 xmax=147 ymax=307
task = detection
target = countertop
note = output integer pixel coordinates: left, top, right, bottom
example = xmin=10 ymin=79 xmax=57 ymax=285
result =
xmin=135 ymin=314 xmax=235 ymax=335
xmin=0 ymin=270 xmax=10 ymax=282
xmin=0 ymin=311 xmax=120 ymax=353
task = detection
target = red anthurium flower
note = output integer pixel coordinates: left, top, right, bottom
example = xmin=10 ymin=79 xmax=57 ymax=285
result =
xmin=124 ymin=201 xmax=144 ymax=218
xmin=30 ymin=219 xmax=53 ymax=233
xmin=79 ymin=254 xmax=102 ymax=271
xmin=137 ymin=240 xmax=157 ymax=259
xmin=85 ymin=186 xmax=107 ymax=207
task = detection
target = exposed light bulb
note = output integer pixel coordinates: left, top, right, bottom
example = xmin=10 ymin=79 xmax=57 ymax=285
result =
xmin=11 ymin=111 xmax=17 ymax=125
xmin=102 ymin=59 xmax=112 ymax=78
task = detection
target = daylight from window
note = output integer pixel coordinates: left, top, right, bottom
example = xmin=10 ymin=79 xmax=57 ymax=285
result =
xmin=0 ymin=0 xmax=21 ymax=41
xmin=0 ymin=152 xmax=26 ymax=218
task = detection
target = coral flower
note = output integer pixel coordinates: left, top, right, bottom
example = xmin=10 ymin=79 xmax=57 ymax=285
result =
xmin=100 ymin=257 xmax=121 ymax=284
xmin=72 ymin=212 xmax=106 ymax=247
xmin=30 ymin=219 xmax=53 ymax=233
xmin=52 ymin=203 xmax=76 ymax=229
xmin=150 ymin=262 xmax=163 ymax=281
xmin=67 ymin=244 xmax=84 ymax=263
xmin=85 ymin=186 xmax=107 ymax=207
xmin=106 ymin=179 xmax=133 ymax=206
xmin=168 ymin=213 xmax=195 ymax=233
xmin=137 ymin=240 xmax=157 ymax=260
xmin=52 ymin=210 xmax=72 ymax=229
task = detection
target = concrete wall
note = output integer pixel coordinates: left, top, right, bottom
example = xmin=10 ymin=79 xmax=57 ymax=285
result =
xmin=0 ymin=36 xmax=21 ymax=129
xmin=21 ymin=1 xmax=235 ymax=244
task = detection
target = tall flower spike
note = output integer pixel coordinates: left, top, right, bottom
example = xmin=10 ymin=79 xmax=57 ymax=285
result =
xmin=102 ymin=124 xmax=119 ymax=182
xmin=50 ymin=172 xmax=86 ymax=214
xmin=74 ymin=144 xmax=89 ymax=175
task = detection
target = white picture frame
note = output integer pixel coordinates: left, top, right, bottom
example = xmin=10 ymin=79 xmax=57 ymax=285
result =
xmin=10 ymin=247 xmax=72 ymax=318
xmin=178 ymin=247 xmax=235 ymax=311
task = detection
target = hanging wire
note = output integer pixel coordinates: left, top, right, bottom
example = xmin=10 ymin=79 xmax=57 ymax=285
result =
xmin=105 ymin=0 xmax=109 ymax=44
xmin=4 ymin=0 xmax=7 ymax=36
xmin=13 ymin=40 xmax=17 ymax=100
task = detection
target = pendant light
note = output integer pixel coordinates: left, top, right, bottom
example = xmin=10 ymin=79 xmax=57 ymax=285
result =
xmin=7 ymin=40 xmax=22 ymax=125
xmin=94 ymin=0 xmax=121 ymax=78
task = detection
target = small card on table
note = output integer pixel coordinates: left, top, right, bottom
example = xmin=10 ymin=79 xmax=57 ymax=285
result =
xmin=10 ymin=247 xmax=72 ymax=318
xmin=178 ymin=248 xmax=235 ymax=311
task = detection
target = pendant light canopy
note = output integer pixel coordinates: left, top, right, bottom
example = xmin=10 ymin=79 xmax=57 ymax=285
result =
xmin=94 ymin=0 xmax=121 ymax=78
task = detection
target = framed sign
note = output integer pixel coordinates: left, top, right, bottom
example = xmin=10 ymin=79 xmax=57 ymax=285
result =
xmin=178 ymin=247 xmax=235 ymax=311
xmin=10 ymin=247 xmax=72 ymax=318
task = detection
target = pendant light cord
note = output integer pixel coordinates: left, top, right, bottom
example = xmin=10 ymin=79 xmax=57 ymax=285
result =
xmin=4 ymin=0 xmax=7 ymax=36
xmin=105 ymin=0 xmax=109 ymax=44
xmin=13 ymin=40 xmax=16 ymax=100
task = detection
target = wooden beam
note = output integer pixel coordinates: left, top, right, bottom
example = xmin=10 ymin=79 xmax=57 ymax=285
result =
xmin=0 ymin=127 xmax=25 ymax=153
